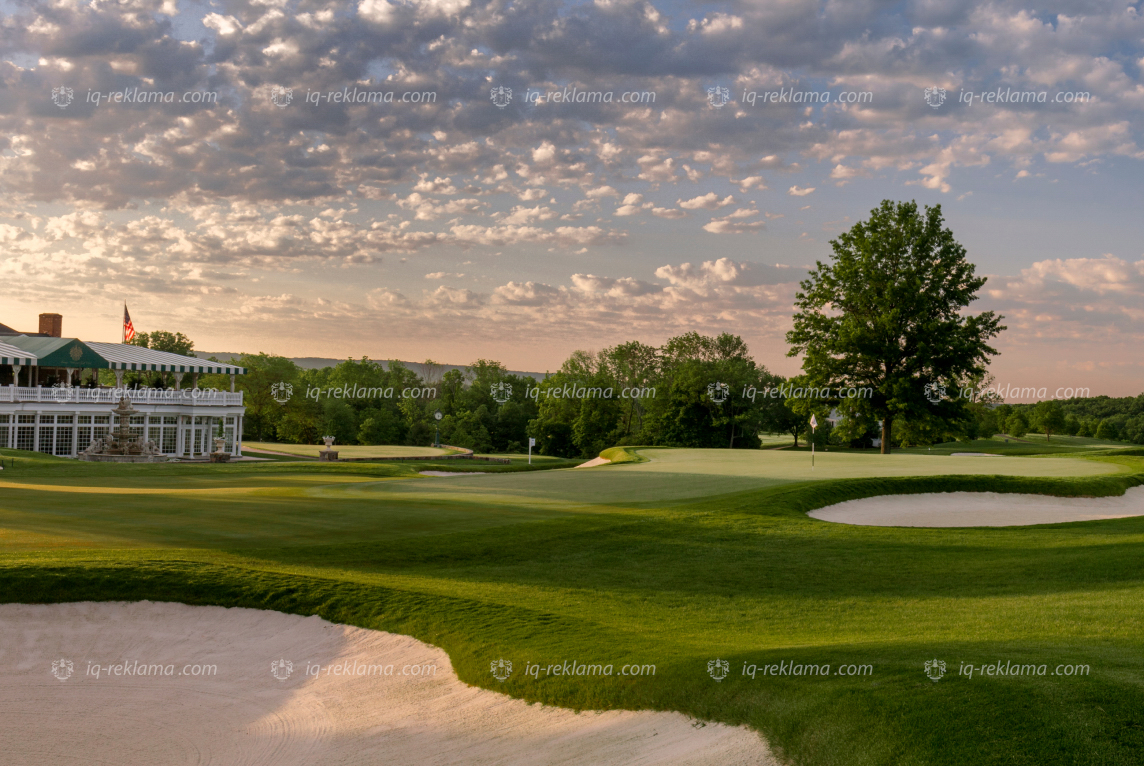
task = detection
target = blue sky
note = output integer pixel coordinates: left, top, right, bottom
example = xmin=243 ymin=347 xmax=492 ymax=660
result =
xmin=1 ymin=0 xmax=1142 ymax=395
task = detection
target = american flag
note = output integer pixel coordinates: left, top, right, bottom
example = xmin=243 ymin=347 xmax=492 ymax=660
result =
xmin=123 ymin=304 xmax=136 ymax=343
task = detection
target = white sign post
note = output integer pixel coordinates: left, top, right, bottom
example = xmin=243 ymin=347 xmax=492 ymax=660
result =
xmin=809 ymin=414 xmax=818 ymax=469
xmin=528 ymin=437 xmax=536 ymax=465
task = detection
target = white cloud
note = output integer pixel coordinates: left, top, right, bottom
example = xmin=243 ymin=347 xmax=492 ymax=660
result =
xmin=678 ymin=193 xmax=735 ymax=210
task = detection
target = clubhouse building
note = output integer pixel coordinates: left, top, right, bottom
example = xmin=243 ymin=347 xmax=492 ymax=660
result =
xmin=0 ymin=314 xmax=247 ymax=459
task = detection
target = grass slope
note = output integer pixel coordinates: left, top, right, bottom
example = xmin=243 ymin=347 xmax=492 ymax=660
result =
xmin=2 ymin=447 xmax=1143 ymax=765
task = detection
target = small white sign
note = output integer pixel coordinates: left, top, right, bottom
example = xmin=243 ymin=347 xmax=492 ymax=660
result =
xmin=810 ymin=414 xmax=818 ymax=431
xmin=529 ymin=438 xmax=536 ymax=447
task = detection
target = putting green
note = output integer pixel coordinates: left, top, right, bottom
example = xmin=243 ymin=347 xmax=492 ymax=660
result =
xmin=244 ymin=442 xmax=456 ymax=458
xmin=361 ymin=448 xmax=1124 ymax=506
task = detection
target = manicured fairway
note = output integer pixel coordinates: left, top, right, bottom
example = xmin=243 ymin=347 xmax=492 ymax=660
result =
xmin=364 ymin=448 xmax=1124 ymax=506
xmin=2 ymin=446 xmax=1144 ymax=766
xmin=243 ymin=442 xmax=456 ymax=458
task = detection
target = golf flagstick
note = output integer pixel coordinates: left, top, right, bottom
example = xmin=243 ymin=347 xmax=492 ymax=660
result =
xmin=810 ymin=414 xmax=818 ymax=468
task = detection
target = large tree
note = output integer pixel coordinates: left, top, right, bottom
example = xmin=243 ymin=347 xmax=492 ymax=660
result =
xmin=786 ymin=200 xmax=1005 ymax=453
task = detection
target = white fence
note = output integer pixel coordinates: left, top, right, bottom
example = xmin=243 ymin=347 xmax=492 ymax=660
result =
xmin=1 ymin=386 xmax=243 ymax=406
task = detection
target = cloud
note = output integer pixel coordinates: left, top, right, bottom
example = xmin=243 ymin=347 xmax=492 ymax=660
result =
xmin=788 ymin=186 xmax=816 ymax=197
xmin=678 ymin=193 xmax=735 ymax=210
xmin=703 ymin=210 xmax=764 ymax=234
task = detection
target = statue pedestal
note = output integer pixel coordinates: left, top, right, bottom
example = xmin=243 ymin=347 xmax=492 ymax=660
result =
xmin=210 ymin=452 xmax=231 ymax=463
xmin=318 ymin=449 xmax=339 ymax=462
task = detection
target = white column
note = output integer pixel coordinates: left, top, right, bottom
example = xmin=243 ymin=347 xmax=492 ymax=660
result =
xmin=230 ymin=374 xmax=236 ymax=393
xmin=33 ymin=411 xmax=40 ymax=452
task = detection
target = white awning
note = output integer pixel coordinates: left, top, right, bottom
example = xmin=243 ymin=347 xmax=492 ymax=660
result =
xmin=0 ymin=340 xmax=37 ymax=366
xmin=84 ymin=342 xmax=247 ymax=375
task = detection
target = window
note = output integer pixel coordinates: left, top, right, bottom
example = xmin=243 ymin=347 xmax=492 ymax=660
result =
xmin=78 ymin=415 xmax=92 ymax=425
xmin=94 ymin=415 xmax=110 ymax=424
xmin=148 ymin=427 xmax=161 ymax=443
xmin=226 ymin=416 xmax=235 ymax=424
xmin=164 ymin=416 xmax=177 ymax=425
xmin=57 ymin=415 xmax=74 ymax=424
xmin=149 ymin=416 xmax=162 ymax=424
xmin=0 ymin=415 xmax=9 ymax=424
xmin=17 ymin=426 xmax=34 ymax=451
xmin=94 ymin=426 xmax=109 ymax=443
xmin=38 ymin=427 xmax=53 ymax=454
xmin=39 ymin=415 xmax=55 ymax=424
xmin=55 ymin=428 xmax=72 ymax=456
xmin=77 ymin=427 xmax=92 ymax=452
xmin=161 ymin=427 xmax=177 ymax=454
xmin=18 ymin=414 xmax=34 ymax=423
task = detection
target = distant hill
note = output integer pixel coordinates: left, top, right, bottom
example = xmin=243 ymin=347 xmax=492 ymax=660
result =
xmin=196 ymin=352 xmax=547 ymax=381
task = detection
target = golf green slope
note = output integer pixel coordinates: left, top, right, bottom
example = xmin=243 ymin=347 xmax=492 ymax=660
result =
xmin=2 ymin=446 xmax=1143 ymax=766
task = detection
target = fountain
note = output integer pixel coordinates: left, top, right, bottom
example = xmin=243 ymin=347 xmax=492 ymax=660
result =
xmin=79 ymin=396 xmax=167 ymax=463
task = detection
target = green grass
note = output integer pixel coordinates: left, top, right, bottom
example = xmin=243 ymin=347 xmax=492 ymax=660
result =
xmin=2 ymin=446 xmax=1144 ymax=765
xmin=243 ymin=441 xmax=459 ymax=458
xmin=898 ymin=436 xmax=1137 ymax=457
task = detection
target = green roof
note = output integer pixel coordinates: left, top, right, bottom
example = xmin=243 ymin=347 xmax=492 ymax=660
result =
xmin=1 ymin=336 xmax=247 ymax=374
xmin=3 ymin=336 xmax=105 ymax=368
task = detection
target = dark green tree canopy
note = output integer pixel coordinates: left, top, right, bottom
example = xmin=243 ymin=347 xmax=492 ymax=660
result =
xmin=786 ymin=200 xmax=1005 ymax=453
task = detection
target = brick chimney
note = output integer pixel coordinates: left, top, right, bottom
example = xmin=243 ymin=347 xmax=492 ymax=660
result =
xmin=38 ymin=313 xmax=63 ymax=337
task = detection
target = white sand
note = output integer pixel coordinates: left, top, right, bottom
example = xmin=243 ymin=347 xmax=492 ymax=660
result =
xmin=575 ymin=457 xmax=612 ymax=468
xmin=809 ymin=486 xmax=1144 ymax=527
xmin=0 ymin=602 xmax=774 ymax=766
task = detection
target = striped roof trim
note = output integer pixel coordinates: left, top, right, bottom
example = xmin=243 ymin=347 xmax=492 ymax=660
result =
xmin=84 ymin=342 xmax=247 ymax=375
xmin=0 ymin=340 xmax=37 ymax=367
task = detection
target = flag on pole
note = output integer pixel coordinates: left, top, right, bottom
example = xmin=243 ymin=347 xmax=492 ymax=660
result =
xmin=810 ymin=414 xmax=818 ymax=431
xmin=123 ymin=304 xmax=136 ymax=343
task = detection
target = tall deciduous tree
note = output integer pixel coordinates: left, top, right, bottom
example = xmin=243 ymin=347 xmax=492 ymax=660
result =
xmin=786 ymin=200 xmax=1005 ymax=454
xmin=1033 ymin=400 xmax=1066 ymax=442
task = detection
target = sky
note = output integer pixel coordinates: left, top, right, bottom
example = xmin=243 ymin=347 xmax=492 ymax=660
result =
xmin=1 ymin=0 xmax=1142 ymax=397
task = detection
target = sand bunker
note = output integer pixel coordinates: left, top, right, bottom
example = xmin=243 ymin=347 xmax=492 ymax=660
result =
xmin=809 ymin=486 xmax=1144 ymax=527
xmin=0 ymin=601 xmax=773 ymax=766
xmin=575 ymin=457 xmax=611 ymax=468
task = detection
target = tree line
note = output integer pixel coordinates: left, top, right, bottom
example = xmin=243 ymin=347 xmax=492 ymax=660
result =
xmin=120 ymin=199 xmax=1144 ymax=454
xmin=215 ymin=333 xmax=819 ymax=457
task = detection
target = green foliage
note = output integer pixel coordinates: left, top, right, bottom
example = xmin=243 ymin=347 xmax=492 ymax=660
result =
xmin=1005 ymin=411 xmax=1029 ymax=438
xmin=234 ymin=353 xmax=301 ymax=442
xmin=1096 ymin=418 xmax=1120 ymax=441
xmin=1063 ymin=414 xmax=1080 ymax=436
xmin=786 ymin=200 xmax=1004 ymax=453
xmin=1033 ymin=399 xmax=1067 ymax=441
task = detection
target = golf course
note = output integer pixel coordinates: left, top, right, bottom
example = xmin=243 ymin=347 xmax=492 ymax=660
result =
xmin=3 ymin=444 xmax=1144 ymax=765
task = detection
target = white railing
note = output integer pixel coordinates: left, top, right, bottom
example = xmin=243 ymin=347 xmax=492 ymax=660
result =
xmin=1 ymin=386 xmax=243 ymax=407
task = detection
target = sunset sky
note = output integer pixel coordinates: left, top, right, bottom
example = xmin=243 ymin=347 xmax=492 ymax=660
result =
xmin=1 ymin=0 xmax=1142 ymax=396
